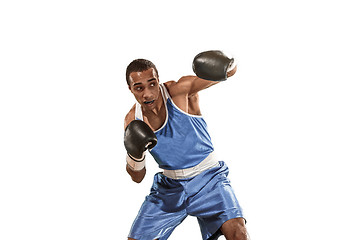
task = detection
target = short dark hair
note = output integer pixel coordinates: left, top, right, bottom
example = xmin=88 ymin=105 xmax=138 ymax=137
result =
xmin=126 ymin=59 xmax=159 ymax=85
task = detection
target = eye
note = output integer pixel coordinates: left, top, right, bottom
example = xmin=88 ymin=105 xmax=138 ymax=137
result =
xmin=135 ymin=86 xmax=143 ymax=91
xmin=150 ymin=82 xmax=156 ymax=87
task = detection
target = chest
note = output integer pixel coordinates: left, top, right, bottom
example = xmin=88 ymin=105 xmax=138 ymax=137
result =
xmin=143 ymin=104 xmax=166 ymax=131
xmin=142 ymin=92 xmax=200 ymax=131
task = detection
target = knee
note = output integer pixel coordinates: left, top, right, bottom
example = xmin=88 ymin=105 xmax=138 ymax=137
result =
xmin=226 ymin=226 xmax=248 ymax=240
xmin=233 ymin=224 xmax=248 ymax=240
xmin=224 ymin=219 xmax=248 ymax=240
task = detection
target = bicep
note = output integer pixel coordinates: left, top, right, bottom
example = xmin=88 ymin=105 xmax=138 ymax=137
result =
xmin=174 ymin=76 xmax=219 ymax=96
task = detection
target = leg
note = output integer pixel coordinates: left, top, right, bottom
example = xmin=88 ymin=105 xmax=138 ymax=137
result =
xmin=220 ymin=218 xmax=248 ymax=240
xmin=186 ymin=162 xmax=246 ymax=240
xmin=128 ymin=173 xmax=188 ymax=240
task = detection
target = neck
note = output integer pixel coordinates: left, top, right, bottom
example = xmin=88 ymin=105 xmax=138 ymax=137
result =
xmin=143 ymin=93 xmax=164 ymax=117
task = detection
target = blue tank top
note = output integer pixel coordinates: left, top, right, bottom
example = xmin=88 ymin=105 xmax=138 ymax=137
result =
xmin=135 ymin=84 xmax=214 ymax=170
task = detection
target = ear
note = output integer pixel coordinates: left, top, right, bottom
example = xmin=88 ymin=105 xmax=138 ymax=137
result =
xmin=128 ymin=83 xmax=134 ymax=93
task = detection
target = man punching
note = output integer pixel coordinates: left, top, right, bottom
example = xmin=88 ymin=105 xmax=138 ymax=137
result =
xmin=124 ymin=50 xmax=248 ymax=240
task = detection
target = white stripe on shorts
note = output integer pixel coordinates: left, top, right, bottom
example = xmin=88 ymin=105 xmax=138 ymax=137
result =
xmin=162 ymin=152 xmax=219 ymax=179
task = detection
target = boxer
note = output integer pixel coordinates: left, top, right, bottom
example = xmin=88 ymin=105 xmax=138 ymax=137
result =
xmin=124 ymin=50 xmax=248 ymax=240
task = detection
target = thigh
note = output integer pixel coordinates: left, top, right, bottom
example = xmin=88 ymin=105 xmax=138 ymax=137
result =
xmin=186 ymin=162 xmax=245 ymax=239
xmin=129 ymin=196 xmax=188 ymax=239
xmin=187 ymin=162 xmax=243 ymax=219
xmin=128 ymin=174 xmax=188 ymax=240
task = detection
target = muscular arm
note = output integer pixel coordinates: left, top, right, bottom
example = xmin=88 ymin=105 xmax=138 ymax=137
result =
xmin=171 ymin=49 xmax=238 ymax=97
xmin=168 ymin=65 xmax=237 ymax=101
xmin=124 ymin=107 xmax=146 ymax=183
xmin=174 ymin=75 xmax=219 ymax=96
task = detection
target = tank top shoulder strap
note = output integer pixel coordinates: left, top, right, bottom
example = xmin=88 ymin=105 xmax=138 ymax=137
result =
xmin=159 ymin=83 xmax=171 ymax=100
xmin=134 ymin=103 xmax=143 ymax=120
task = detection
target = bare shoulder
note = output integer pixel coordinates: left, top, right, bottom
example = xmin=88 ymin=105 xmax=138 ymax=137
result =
xmin=163 ymin=80 xmax=176 ymax=97
xmin=164 ymin=76 xmax=196 ymax=97
xmin=173 ymin=75 xmax=196 ymax=87
xmin=124 ymin=104 xmax=136 ymax=129
xmin=163 ymin=80 xmax=177 ymax=89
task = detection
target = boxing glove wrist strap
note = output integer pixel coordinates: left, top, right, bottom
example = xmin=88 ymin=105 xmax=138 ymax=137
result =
xmin=227 ymin=60 xmax=236 ymax=72
xmin=126 ymin=153 xmax=145 ymax=171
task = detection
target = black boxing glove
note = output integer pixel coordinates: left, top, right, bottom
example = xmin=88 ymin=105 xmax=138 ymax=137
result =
xmin=192 ymin=50 xmax=235 ymax=81
xmin=124 ymin=120 xmax=157 ymax=171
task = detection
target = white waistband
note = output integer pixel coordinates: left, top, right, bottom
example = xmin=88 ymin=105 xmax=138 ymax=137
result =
xmin=162 ymin=152 xmax=219 ymax=179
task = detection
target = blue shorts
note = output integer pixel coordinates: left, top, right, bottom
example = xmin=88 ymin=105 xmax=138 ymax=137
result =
xmin=128 ymin=161 xmax=244 ymax=240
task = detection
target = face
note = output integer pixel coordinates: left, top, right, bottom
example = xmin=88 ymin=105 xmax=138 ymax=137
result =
xmin=128 ymin=68 xmax=161 ymax=111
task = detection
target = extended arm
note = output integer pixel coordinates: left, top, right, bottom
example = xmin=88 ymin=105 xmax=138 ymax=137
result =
xmin=170 ymin=50 xmax=237 ymax=97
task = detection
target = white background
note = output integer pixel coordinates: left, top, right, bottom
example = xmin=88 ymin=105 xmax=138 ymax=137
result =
xmin=1 ymin=0 xmax=359 ymax=239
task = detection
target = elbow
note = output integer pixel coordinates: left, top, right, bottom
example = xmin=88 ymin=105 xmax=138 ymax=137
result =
xmin=132 ymin=176 xmax=144 ymax=183
xmin=131 ymin=172 xmax=145 ymax=183
xmin=126 ymin=164 xmax=146 ymax=183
